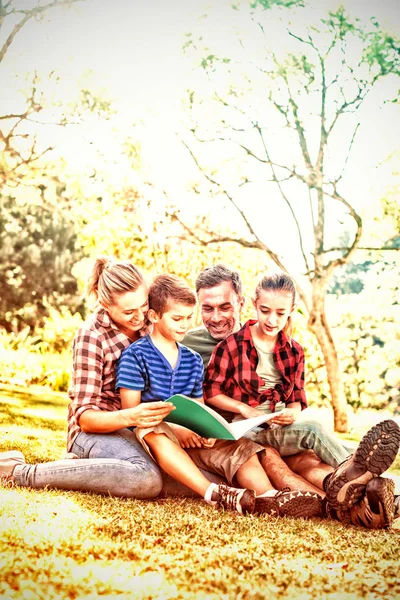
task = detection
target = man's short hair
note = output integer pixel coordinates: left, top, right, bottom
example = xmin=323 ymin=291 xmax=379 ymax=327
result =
xmin=195 ymin=264 xmax=242 ymax=296
xmin=149 ymin=274 xmax=196 ymax=316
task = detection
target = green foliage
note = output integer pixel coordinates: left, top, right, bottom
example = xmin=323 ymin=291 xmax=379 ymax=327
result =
xmin=297 ymin=296 xmax=400 ymax=413
xmin=251 ymin=0 xmax=305 ymax=9
xmin=333 ymin=304 xmax=400 ymax=413
xmin=328 ymin=261 xmax=374 ymax=296
xmin=321 ymin=6 xmax=359 ymax=39
xmin=363 ymin=23 xmax=400 ymax=77
xmin=0 ymin=307 xmax=82 ymax=391
xmin=0 ymin=342 xmax=71 ymax=392
xmin=0 ymin=191 xmax=85 ymax=332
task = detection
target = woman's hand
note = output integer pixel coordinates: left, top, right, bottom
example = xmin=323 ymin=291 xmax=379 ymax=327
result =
xmin=124 ymin=401 xmax=175 ymax=429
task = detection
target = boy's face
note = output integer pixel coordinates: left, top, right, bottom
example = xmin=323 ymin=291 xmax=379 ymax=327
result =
xmin=149 ymin=301 xmax=195 ymax=343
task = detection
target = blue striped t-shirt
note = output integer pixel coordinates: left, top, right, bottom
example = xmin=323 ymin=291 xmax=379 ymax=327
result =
xmin=116 ymin=335 xmax=204 ymax=401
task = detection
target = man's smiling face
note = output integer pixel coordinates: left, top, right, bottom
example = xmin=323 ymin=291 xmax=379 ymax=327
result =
xmin=198 ymin=281 xmax=244 ymax=340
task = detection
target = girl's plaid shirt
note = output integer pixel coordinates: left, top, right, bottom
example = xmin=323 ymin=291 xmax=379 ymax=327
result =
xmin=66 ymin=308 xmax=138 ymax=451
xmin=203 ymin=320 xmax=307 ymax=415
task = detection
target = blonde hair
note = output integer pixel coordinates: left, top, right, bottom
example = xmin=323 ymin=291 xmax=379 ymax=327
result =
xmin=254 ymin=271 xmax=296 ymax=339
xmin=86 ymin=257 xmax=144 ymax=307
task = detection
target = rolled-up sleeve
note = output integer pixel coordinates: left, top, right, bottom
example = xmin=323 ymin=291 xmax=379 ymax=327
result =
xmin=69 ymin=329 xmax=105 ymax=421
xmin=286 ymin=345 xmax=307 ymax=410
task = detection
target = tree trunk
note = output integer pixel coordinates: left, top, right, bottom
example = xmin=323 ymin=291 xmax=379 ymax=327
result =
xmin=308 ymin=283 xmax=348 ymax=433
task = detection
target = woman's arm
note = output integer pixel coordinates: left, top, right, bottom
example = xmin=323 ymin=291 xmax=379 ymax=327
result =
xmin=79 ymin=402 xmax=175 ymax=433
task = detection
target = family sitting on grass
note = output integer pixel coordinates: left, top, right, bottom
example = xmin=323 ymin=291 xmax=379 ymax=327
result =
xmin=1 ymin=258 xmax=399 ymax=530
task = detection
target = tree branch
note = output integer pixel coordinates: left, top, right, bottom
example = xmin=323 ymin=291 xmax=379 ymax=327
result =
xmin=0 ymin=0 xmax=85 ymax=64
xmin=254 ymin=124 xmax=311 ymax=274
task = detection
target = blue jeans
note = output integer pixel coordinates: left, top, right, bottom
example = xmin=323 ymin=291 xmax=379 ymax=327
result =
xmin=245 ymin=418 xmax=349 ymax=468
xmin=13 ymin=428 xmax=163 ymax=498
xmin=12 ymin=428 xmax=223 ymax=498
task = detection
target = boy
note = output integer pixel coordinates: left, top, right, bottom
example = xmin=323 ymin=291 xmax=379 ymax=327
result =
xmin=116 ymin=274 xmax=323 ymax=518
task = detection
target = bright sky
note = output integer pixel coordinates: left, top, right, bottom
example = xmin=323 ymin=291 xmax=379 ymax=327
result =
xmin=2 ymin=0 xmax=399 ymax=276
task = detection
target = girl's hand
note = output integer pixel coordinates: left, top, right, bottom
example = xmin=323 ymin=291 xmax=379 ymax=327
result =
xmin=270 ymin=409 xmax=297 ymax=426
xmin=173 ymin=426 xmax=203 ymax=449
xmin=238 ymin=404 xmax=264 ymax=419
xmin=200 ymin=438 xmax=217 ymax=448
xmin=125 ymin=402 xmax=175 ymax=428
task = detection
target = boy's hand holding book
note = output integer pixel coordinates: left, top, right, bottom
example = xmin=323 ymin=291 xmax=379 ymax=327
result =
xmin=200 ymin=438 xmax=217 ymax=448
xmin=172 ymin=424 xmax=203 ymax=449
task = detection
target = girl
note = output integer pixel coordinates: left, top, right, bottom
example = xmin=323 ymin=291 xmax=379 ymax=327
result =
xmin=203 ymin=271 xmax=400 ymax=529
xmin=203 ymin=270 xmax=306 ymax=426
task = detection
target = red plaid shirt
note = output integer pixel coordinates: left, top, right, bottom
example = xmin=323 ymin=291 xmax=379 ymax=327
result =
xmin=203 ymin=320 xmax=307 ymax=420
xmin=67 ymin=308 xmax=135 ymax=451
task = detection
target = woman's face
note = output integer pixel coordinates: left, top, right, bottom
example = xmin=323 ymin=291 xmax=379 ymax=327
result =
xmin=105 ymin=284 xmax=149 ymax=337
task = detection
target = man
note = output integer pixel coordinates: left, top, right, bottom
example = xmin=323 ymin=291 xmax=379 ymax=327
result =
xmin=183 ymin=264 xmax=400 ymax=528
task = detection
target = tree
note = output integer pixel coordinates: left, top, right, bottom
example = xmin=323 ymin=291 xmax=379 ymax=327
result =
xmin=0 ymin=187 xmax=84 ymax=331
xmin=175 ymin=1 xmax=400 ymax=431
xmin=0 ymin=0 xmax=87 ymax=187
xmin=0 ymin=0 xmax=89 ymax=329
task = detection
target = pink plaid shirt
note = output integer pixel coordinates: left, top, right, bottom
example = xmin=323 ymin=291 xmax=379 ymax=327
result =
xmin=67 ymin=308 xmax=134 ymax=451
xmin=203 ymin=320 xmax=307 ymax=421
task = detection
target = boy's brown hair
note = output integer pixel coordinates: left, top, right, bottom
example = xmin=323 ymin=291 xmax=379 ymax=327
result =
xmin=149 ymin=274 xmax=196 ymax=316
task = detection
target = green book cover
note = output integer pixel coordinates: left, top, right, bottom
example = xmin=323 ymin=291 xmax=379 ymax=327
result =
xmin=164 ymin=395 xmax=280 ymax=440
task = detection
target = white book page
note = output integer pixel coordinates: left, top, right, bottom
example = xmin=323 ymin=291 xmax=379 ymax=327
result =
xmin=228 ymin=411 xmax=281 ymax=438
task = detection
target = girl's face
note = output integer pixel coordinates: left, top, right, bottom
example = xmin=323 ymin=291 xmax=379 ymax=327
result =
xmin=252 ymin=289 xmax=294 ymax=340
xmin=105 ymin=284 xmax=149 ymax=338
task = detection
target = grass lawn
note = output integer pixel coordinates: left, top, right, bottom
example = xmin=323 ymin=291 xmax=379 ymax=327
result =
xmin=0 ymin=385 xmax=399 ymax=600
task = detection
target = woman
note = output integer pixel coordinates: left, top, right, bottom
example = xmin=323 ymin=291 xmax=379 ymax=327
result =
xmin=0 ymin=258 xmax=175 ymax=498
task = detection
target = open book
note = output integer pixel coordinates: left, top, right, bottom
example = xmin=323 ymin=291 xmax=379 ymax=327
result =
xmin=164 ymin=394 xmax=285 ymax=440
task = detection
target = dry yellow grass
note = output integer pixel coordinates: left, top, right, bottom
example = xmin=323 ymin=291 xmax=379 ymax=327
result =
xmin=0 ymin=385 xmax=399 ymax=600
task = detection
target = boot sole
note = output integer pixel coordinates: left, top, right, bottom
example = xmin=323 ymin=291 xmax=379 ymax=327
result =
xmin=240 ymin=489 xmax=256 ymax=514
xmin=255 ymin=491 xmax=323 ymax=519
xmin=326 ymin=420 xmax=400 ymax=509
xmin=365 ymin=478 xmax=395 ymax=529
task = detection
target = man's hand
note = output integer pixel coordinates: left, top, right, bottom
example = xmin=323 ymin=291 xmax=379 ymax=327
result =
xmin=124 ymin=401 xmax=175 ymax=429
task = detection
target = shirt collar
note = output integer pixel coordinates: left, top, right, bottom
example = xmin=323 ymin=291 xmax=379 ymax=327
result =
xmin=94 ymin=307 xmax=114 ymax=330
xmin=93 ymin=307 xmax=151 ymax=338
xmin=240 ymin=320 xmax=292 ymax=348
